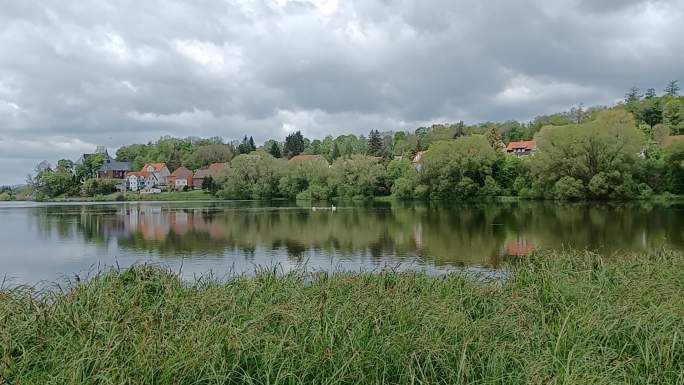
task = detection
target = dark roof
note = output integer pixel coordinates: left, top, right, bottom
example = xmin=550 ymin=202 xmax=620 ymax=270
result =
xmin=100 ymin=161 xmax=132 ymax=172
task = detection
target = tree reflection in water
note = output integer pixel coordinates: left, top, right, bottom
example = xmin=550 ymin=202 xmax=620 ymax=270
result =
xmin=28 ymin=201 xmax=684 ymax=268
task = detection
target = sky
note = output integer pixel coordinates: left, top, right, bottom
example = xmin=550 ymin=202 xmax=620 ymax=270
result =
xmin=1 ymin=0 xmax=683 ymax=185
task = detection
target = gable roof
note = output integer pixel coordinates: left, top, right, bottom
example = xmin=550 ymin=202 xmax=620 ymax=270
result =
xmin=193 ymin=169 xmax=214 ymax=179
xmin=208 ymin=162 xmax=228 ymax=171
xmin=288 ymin=154 xmax=328 ymax=164
xmin=506 ymin=140 xmax=536 ymax=152
xmin=664 ymin=135 xmax=684 ymax=147
xmin=127 ymin=171 xmax=155 ymax=179
xmin=143 ymin=163 xmax=167 ymax=172
xmin=170 ymin=166 xmax=193 ymax=178
xmin=100 ymin=160 xmax=132 ymax=172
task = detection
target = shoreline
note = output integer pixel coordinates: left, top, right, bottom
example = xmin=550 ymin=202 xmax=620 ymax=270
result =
xmin=10 ymin=192 xmax=684 ymax=204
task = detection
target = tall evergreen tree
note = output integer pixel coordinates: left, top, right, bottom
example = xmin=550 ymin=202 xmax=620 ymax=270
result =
xmin=249 ymin=136 xmax=257 ymax=152
xmin=331 ymin=141 xmax=340 ymax=160
xmin=625 ymin=86 xmax=641 ymax=103
xmin=645 ymin=88 xmax=657 ymax=99
xmin=453 ymin=121 xmax=466 ymax=138
xmin=665 ymin=80 xmax=680 ymax=97
xmin=283 ymin=131 xmax=305 ymax=159
xmin=367 ymin=129 xmax=384 ymax=156
xmin=238 ymin=135 xmax=252 ymax=154
xmin=268 ymin=141 xmax=282 ymax=158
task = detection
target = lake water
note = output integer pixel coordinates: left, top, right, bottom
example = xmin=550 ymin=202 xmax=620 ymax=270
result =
xmin=1 ymin=201 xmax=682 ymax=285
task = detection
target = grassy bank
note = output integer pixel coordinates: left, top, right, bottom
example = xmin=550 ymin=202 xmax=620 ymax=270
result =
xmin=2 ymin=250 xmax=683 ymax=384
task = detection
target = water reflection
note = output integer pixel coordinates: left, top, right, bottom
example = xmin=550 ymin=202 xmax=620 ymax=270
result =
xmin=21 ymin=201 xmax=684 ymax=269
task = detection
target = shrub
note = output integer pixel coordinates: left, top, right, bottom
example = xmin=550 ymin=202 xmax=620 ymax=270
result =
xmin=553 ymin=176 xmax=585 ymax=200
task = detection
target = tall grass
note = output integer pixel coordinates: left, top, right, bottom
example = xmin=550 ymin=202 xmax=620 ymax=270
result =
xmin=2 ymin=249 xmax=683 ymax=384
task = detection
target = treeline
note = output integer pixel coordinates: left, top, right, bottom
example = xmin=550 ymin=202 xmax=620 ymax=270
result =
xmin=27 ymin=81 xmax=684 ymax=201
xmin=210 ymin=109 xmax=683 ymax=201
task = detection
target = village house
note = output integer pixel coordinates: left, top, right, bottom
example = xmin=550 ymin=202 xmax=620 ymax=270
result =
xmin=192 ymin=163 xmax=227 ymax=188
xmin=411 ymin=151 xmax=427 ymax=171
xmin=97 ymin=159 xmax=132 ymax=180
xmin=506 ymin=140 xmax=537 ymax=157
xmin=142 ymin=163 xmax=171 ymax=186
xmin=167 ymin=167 xmax=194 ymax=190
xmin=126 ymin=171 xmax=159 ymax=192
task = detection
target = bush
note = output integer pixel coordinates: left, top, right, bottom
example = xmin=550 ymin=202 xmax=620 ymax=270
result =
xmin=0 ymin=192 xmax=11 ymax=201
xmin=553 ymin=176 xmax=585 ymax=200
xmin=81 ymin=178 xmax=120 ymax=196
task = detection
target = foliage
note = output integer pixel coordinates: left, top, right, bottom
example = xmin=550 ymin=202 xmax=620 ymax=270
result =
xmin=664 ymin=140 xmax=684 ymax=194
xmin=419 ymin=135 xmax=498 ymax=199
xmin=183 ymin=144 xmax=235 ymax=170
xmin=81 ymin=178 xmax=121 ymax=196
xmin=216 ymin=153 xmax=284 ymax=199
xmin=530 ymin=109 xmax=645 ymax=199
xmin=279 ymin=157 xmax=332 ymax=200
xmin=330 ymin=155 xmax=388 ymax=198
xmin=283 ymin=131 xmax=305 ymax=159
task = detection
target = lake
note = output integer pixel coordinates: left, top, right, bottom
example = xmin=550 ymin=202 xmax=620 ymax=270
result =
xmin=1 ymin=200 xmax=682 ymax=284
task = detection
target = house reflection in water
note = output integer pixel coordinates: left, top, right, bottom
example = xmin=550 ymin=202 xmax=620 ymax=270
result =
xmin=503 ymin=238 xmax=536 ymax=257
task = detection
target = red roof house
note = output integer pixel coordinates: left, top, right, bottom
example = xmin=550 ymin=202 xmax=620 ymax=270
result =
xmin=506 ymin=141 xmax=536 ymax=156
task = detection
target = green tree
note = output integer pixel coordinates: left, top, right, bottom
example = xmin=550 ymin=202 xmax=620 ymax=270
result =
xmin=419 ymin=135 xmax=498 ymax=199
xmin=366 ymin=129 xmax=384 ymax=157
xmin=625 ymin=86 xmax=641 ymax=103
xmin=216 ymin=153 xmax=283 ymax=199
xmin=183 ymin=144 xmax=235 ymax=170
xmin=330 ymin=155 xmax=388 ymax=198
xmin=664 ymin=140 xmax=684 ymax=194
xmin=530 ymin=109 xmax=645 ymax=199
xmin=268 ymin=141 xmax=282 ymax=158
xmin=663 ymin=99 xmax=684 ymax=135
xmin=664 ymin=80 xmax=680 ymax=97
xmin=283 ymin=131 xmax=305 ymax=159
xmin=645 ymin=88 xmax=657 ymax=99
xmin=330 ymin=141 xmax=340 ymax=161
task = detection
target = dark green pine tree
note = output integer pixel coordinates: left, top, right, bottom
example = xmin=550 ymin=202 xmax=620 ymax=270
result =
xmin=665 ymin=80 xmax=680 ymax=97
xmin=331 ymin=141 xmax=340 ymax=160
xmin=249 ymin=136 xmax=256 ymax=152
xmin=625 ymin=86 xmax=641 ymax=103
xmin=453 ymin=121 xmax=466 ymax=138
xmin=238 ymin=136 xmax=250 ymax=154
xmin=269 ymin=141 xmax=282 ymax=158
xmin=367 ymin=129 xmax=384 ymax=157
xmin=283 ymin=131 xmax=305 ymax=159
xmin=645 ymin=88 xmax=657 ymax=99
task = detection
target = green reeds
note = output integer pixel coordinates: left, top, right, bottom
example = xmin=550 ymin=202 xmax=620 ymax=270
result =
xmin=2 ymin=249 xmax=683 ymax=384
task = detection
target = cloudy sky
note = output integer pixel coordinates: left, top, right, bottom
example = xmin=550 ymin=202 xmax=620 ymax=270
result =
xmin=1 ymin=0 xmax=683 ymax=184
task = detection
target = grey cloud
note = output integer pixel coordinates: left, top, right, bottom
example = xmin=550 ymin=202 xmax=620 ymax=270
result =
xmin=1 ymin=0 xmax=683 ymax=184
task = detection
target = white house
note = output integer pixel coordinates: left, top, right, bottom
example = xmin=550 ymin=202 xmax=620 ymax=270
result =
xmin=126 ymin=171 xmax=159 ymax=192
xmin=142 ymin=163 xmax=171 ymax=186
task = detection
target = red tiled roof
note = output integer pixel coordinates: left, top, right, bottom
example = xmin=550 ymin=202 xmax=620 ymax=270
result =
xmin=664 ymin=135 xmax=684 ymax=147
xmin=193 ymin=169 xmax=214 ymax=179
xmin=126 ymin=171 xmax=152 ymax=178
xmin=143 ymin=163 xmax=167 ymax=172
xmin=506 ymin=141 xmax=536 ymax=152
xmin=208 ymin=163 xmax=228 ymax=171
xmin=288 ymin=154 xmax=327 ymax=164
xmin=170 ymin=166 xmax=193 ymax=178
